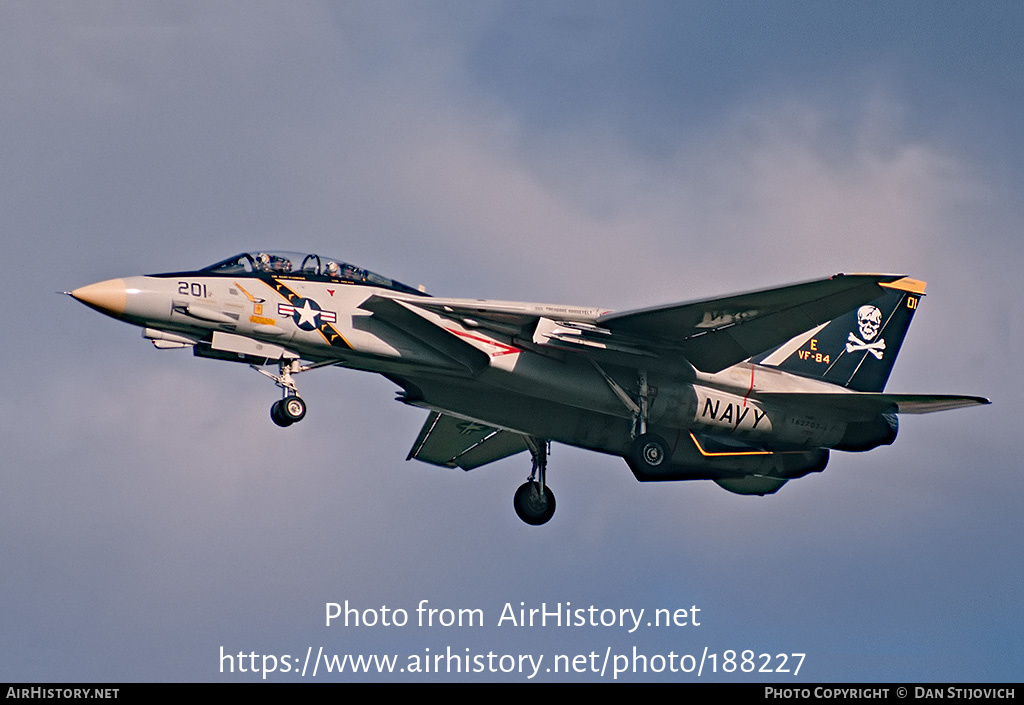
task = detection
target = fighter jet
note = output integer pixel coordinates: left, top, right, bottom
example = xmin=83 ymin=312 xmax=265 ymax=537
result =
xmin=68 ymin=251 xmax=988 ymax=525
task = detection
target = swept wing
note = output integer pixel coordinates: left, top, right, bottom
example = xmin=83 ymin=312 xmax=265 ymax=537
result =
xmin=376 ymin=273 xmax=910 ymax=374
xmin=598 ymin=273 xmax=910 ymax=372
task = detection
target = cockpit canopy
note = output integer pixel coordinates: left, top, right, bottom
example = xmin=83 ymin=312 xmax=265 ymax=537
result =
xmin=201 ymin=251 xmax=424 ymax=295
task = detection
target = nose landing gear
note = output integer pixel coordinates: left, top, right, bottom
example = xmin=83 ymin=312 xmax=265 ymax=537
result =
xmin=252 ymin=357 xmax=334 ymax=427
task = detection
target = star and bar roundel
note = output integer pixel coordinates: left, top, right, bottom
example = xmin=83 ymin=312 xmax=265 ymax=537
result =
xmin=263 ymin=277 xmax=351 ymax=349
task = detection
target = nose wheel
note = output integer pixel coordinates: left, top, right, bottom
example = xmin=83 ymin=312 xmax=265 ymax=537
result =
xmin=271 ymin=396 xmax=307 ymax=427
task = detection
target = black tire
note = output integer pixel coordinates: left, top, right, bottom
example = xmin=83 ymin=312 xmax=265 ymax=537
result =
xmin=630 ymin=433 xmax=669 ymax=472
xmin=270 ymin=400 xmax=293 ymax=427
xmin=513 ymin=481 xmax=556 ymax=526
xmin=280 ymin=396 xmax=306 ymax=423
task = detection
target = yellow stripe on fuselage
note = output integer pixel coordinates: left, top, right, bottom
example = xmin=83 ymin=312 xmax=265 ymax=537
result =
xmin=260 ymin=277 xmax=353 ymax=350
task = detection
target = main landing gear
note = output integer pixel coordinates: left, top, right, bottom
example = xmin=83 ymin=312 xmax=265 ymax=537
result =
xmin=514 ymin=439 xmax=556 ymax=526
xmin=628 ymin=432 xmax=670 ymax=474
xmin=590 ymin=362 xmax=671 ymax=474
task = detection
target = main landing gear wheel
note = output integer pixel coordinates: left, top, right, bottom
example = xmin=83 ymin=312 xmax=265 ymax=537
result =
xmin=271 ymin=396 xmax=306 ymax=427
xmin=514 ymin=481 xmax=556 ymax=526
xmin=515 ymin=438 xmax=555 ymax=525
xmin=630 ymin=432 xmax=669 ymax=473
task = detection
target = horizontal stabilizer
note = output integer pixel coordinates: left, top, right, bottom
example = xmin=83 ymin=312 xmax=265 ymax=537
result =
xmin=407 ymin=411 xmax=529 ymax=470
xmin=758 ymin=392 xmax=990 ymax=416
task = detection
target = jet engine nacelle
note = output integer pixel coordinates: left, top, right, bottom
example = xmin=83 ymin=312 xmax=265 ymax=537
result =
xmin=713 ymin=448 xmax=831 ymax=496
xmin=627 ymin=444 xmax=829 ymax=484
xmin=835 ymin=413 xmax=898 ymax=452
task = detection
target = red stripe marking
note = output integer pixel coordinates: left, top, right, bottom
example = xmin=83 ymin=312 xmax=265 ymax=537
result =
xmin=445 ymin=328 xmax=521 ymax=357
xmin=743 ymin=366 xmax=755 ymax=407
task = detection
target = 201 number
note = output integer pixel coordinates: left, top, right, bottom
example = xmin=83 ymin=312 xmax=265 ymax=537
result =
xmin=178 ymin=281 xmax=209 ymax=298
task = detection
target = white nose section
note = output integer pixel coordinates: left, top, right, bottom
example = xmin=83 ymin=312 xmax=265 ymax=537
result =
xmin=70 ymin=278 xmax=128 ymax=317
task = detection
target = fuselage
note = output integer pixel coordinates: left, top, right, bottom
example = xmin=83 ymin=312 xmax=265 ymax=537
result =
xmin=69 ymin=253 xmax=988 ymax=523
xmin=72 ymin=265 xmax=874 ymax=463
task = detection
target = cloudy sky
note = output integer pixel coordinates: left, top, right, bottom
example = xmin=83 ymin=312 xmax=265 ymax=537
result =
xmin=2 ymin=1 xmax=1020 ymax=682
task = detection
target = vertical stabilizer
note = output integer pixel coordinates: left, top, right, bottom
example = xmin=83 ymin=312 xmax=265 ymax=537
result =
xmin=754 ymin=277 xmax=926 ymax=392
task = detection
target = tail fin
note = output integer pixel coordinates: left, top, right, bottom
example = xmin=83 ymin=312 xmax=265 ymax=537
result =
xmin=753 ymin=277 xmax=926 ymax=392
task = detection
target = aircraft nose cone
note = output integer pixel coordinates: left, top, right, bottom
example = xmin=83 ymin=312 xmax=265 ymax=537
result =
xmin=70 ymin=278 xmax=128 ymax=316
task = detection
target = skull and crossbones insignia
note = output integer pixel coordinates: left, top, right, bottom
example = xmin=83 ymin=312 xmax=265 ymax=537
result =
xmin=846 ymin=305 xmax=885 ymax=359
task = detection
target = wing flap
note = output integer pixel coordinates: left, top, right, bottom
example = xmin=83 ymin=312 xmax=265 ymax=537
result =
xmin=407 ymin=411 xmax=529 ymax=470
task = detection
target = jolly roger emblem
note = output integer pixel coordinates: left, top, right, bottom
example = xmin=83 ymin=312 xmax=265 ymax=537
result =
xmin=846 ymin=305 xmax=886 ymax=359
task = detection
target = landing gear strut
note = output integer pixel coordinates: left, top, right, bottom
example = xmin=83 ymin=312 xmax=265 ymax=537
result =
xmin=252 ymin=357 xmax=333 ymax=427
xmin=514 ymin=438 xmax=556 ymax=526
xmin=591 ymin=362 xmax=671 ymax=472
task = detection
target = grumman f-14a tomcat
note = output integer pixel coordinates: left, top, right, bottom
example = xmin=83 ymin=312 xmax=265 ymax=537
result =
xmin=68 ymin=251 xmax=989 ymax=525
